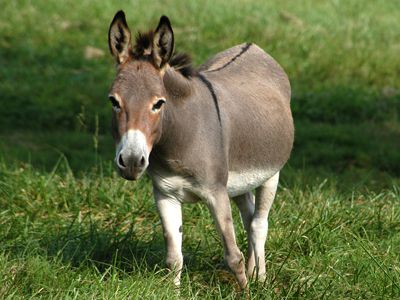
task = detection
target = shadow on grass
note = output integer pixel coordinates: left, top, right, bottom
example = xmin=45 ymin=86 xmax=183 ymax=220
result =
xmin=33 ymin=209 xmax=221 ymax=277
xmin=41 ymin=221 xmax=167 ymax=274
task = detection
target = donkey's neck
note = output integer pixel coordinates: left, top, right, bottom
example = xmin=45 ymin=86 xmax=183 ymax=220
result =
xmin=163 ymin=66 xmax=193 ymax=100
xmin=158 ymin=69 xmax=195 ymax=149
xmin=151 ymin=71 xmax=201 ymax=171
xmin=152 ymin=71 xmax=226 ymax=178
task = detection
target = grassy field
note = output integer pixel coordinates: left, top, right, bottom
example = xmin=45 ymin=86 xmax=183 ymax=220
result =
xmin=1 ymin=0 xmax=400 ymax=299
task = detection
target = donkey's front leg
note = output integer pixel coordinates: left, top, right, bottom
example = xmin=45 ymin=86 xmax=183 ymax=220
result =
xmin=206 ymin=187 xmax=247 ymax=289
xmin=154 ymin=187 xmax=183 ymax=286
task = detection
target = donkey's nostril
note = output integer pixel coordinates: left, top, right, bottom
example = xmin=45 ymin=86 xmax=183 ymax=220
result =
xmin=118 ymin=154 xmax=126 ymax=168
xmin=139 ymin=156 xmax=145 ymax=167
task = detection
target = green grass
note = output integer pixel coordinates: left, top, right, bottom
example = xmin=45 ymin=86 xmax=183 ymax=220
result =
xmin=1 ymin=0 xmax=400 ymax=298
xmin=0 ymin=162 xmax=399 ymax=299
xmin=1 ymin=0 xmax=399 ymax=131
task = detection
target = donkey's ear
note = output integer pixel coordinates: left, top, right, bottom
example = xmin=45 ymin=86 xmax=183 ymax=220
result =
xmin=108 ymin=10 xmax=132 ymax=64
xmin=153 ymin=16 xmax=174 ymax=68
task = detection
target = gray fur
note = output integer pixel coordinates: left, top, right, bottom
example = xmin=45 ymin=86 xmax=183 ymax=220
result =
xmin=150 ymin=43 xmax=293 ymax=288
xmin=108 ymin=12 xmax=293 ymax=289
xmin=152 ymin=43 xmax=293 ymax=184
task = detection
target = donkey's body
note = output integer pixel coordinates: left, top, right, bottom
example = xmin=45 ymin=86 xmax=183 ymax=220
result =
xmin=149 ymin=43 xmax=293 ymax=201
xmin=107 ymin=11 xmax=293 ymax=289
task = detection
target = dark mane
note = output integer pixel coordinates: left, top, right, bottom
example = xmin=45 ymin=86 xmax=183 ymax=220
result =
xmin=133 ymin=30 xmax=196 ymax=78
xmin=169 ymin=53 xmax=196 ymax=78
xmin=133 ymin=30 xmax=154 ymax=58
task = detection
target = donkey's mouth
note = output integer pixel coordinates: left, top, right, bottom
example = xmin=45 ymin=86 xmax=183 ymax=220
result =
xmin=118 ymin=168 xmax=145 ymax=181
xmin=121 ymin=173 xmax=137 ymax=181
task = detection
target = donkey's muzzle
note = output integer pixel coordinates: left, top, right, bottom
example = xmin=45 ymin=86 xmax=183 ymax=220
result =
xmin=115 ymin=129 xmax=150 ymax=180
xmin=116 ymin=151 xmax=148 ymax=180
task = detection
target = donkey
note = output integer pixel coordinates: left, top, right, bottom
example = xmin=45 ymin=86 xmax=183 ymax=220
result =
xmin=107 ymin=10 xmax=294 ymax=288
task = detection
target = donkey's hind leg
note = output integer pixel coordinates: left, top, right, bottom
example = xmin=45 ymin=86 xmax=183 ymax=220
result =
xmin=232 ymin=192 xmax=256 ymax=277
xmin=250 ymin=171 xmax=280 ymax=281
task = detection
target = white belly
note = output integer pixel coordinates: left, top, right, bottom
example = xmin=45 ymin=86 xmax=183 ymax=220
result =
xmin=148 ymin=169 xmax=201 ymax=203
xmin=227 ymin=169 xmax=277 ymax=197
xmin=150 ymin=167 xmax=278 ymax=202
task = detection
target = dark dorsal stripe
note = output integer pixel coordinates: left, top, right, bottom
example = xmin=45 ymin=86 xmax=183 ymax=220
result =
xmin=207 ymin=43 xmax=252 ymax=73
xmin=197 ymin=73 xmax=222 ymax=127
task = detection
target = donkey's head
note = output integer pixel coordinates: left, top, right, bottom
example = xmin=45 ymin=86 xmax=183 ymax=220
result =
xmin=108 ymin=11 xmax=175 ymax=180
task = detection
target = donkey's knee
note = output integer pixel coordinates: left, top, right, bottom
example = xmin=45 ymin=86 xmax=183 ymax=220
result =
xmin=250 ymin=218 xmax=269 ymax=241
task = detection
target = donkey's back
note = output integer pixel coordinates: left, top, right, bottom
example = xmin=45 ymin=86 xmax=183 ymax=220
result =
xmin=200 ymin=43 xmax=290 ymax=99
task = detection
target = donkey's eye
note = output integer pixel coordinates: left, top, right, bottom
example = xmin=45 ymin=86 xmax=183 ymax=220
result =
xmin=152 ymin=99 xmax=166 ymax=112
xmin=109 ymin=95 xmax=121 ymax=112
